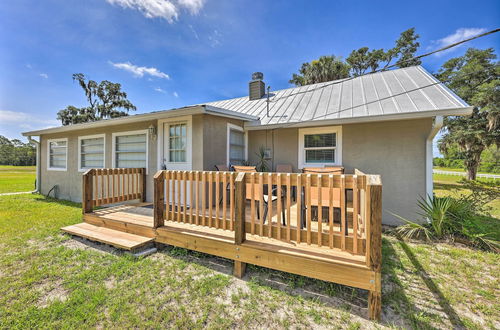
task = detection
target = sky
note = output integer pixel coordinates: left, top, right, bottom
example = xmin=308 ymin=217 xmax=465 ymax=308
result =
xmin=0 ymin=0 xmax=499 ymax=156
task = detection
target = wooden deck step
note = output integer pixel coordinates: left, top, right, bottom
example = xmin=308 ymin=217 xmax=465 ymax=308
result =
xmin=61 ymin=223 xmax=154 ymax=250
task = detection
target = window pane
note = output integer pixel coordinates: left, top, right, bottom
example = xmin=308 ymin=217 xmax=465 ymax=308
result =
xmin=168 ymin=124 xmax=187 ymax=162
xmin=49 ymin=141 xmax=67 ymax=168
xmin=305 ymin=149 xmax=335 ymax=163
xmin=81 ymin=137 xmax=104 ymax=169
xmin=304 ymin=133 xmax=336 ymax=148
xmin=229 ymin=129 xmax=245 ymax=165
xmin=115 ymin=134 xmax=146 ymax=168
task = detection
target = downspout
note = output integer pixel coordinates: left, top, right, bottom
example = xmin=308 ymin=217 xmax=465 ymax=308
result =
xmin=426 ymin=116 xmax=443 ymax=199
xmin=27 ymin=136 xmax=41 ymax=193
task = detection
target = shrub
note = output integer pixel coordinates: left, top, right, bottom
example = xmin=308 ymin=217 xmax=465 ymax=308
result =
xmin=393 ymin=194 xmax=499 ymax=252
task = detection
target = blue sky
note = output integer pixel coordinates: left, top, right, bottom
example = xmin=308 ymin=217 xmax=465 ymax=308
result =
xmin=1 ymin=0 xmax=499 ymax=155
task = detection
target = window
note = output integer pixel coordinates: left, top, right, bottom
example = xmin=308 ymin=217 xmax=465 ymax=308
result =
xmin=168 ymin=123 xmax=187 ymax=162
xmin=227 ymin=124 xmax=246 ymax=166
xmin=298 ymin=126 xmax=342 ymax=168
xmin=47 ymin=138 xmax=68 ymax=171
xmin=112 ymin=130 xmax=148 ymax=170
xmin=78 ymin=134 xmax=105 ymax=171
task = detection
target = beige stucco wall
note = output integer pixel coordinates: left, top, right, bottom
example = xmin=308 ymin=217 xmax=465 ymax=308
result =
xmin=247 ymin=118 xmax=433 ymax=225
xmin=201 ymin=115 xmax=245 ymax=171
xmin=39 ymin=120 xmax=157 ymax=203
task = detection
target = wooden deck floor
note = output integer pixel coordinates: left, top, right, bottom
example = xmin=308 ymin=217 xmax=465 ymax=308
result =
xmin=85 ymin=202 xmax=365 ymax=266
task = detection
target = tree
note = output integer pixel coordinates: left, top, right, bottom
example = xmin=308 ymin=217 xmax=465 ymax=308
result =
xmin=346 ymin=28 xmax=421 ymax=77
xmin=290 ymin=28 xmax=422 ymax=85
xmin=289 ymin=56 xmax=350 ymax=86
xmin=57 ymin=73 xmax=136 ymax=125
xmin=437 ymin=48 xmax=500 ymax=180
xmin=0 ymin=135 xmax=36 ymax=166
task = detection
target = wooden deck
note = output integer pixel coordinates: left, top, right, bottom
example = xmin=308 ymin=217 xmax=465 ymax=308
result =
xmin=69 ymin=168 xmax=382 ymax=319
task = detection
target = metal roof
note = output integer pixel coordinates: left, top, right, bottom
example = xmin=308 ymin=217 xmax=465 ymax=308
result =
xmin=206 ymin=66 xmax=471 ymax=127
xmin=23 ymin=66 xmax=471 ymax=136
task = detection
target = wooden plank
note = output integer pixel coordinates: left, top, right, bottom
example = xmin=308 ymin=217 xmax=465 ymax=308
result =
xmin=61 ymin=223 xmax=154 ymax=250
xmin=215 ymin=171 xmax=220 ymax=228
xmin=340 ymin=175 xmax=346 ymax=250
xmin=296 ymin=174 xmax=302 ymax=244
xmin=201 ymin=172 xmax=206 ymax=226
xmin=276 ymin=173 xmax=282 ymax=240
xmin=222 ymin=172 xmax=227 ymax=230
xmin=183 ymin=171 xmax=188 ymax=224
xmin=286 ymin=174 xmax=291 ymax=242
xmin=306 ymin=174 xmax=311 ymax=245
xmin=250 ymin=173 xmax=255 ymax=235
xmin=141 ymin=168 xmax=146 ymax=202
xmin=155 ymin=227 xmax=375 ymax=291
xmin=328 ymin=175 xmax=334 ymax=249
xmin=258 ymin=173 xmax=264 ymax=237
xmin=267 ymin=173 xmax=273 ymax=238
xmin=243 ymin=173 xmax=366 ymax=190
xmin=84 ymin=214 xmax=156 ymax=238
xmin=153 ymin=171 xmax=165 ymax=228
xmin=317 ymin=174 xmax=322 ymax=247
xmin=189 ymin=171 xmax=194 ymax=224
xmin=233 ymin=261 xmax=246 ymax=278
xmin=82 ymin=169 xmax=94 ymax=214
xmin=208 ymin=171 xmax=213 ymax=227
xmin=165 ymin=171 xmax=170 ymax=221
xmin=366 ymin=176 xmax=382 ymax=320
xmin=234 ymin=172 xmax=246 ymax=245
xmin=229 ymin=173 xmax=234 ymax=230
xmin=195 ymin=171 xmax=200 ymax=225
xmin=352 ymin=175 xmax=358 ymax=254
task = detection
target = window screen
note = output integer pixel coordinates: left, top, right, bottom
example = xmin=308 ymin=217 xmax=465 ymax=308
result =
xmin=229 ymin=129 xmax=245 ymax=165
xmin=80 ymin=137 xmax=104 ymax=169
xmin=49 ymin=140 xmax=67 ymax=169
xmin=115 ymin=134 xmax=147 ymax=168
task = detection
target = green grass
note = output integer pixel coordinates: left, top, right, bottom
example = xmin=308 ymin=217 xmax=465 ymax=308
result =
xmin=0 ymin=165 xmax=36 ymax=193
xmin=434 ymin=174 xmax=500 ymax=219
xmin=1 ymin=193 xmax=499 ymax=328
xmin=433 ymin=166 xmax=499 ymax=175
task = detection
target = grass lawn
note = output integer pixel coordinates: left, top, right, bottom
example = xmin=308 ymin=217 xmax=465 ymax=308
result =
xmin=0 ymin=165 xmax=36 ymax=194
xmin=1 ymin=193 xmax=499 ymax=329
xmin=433 ymin=167 xmax=499 ymax=175
xmin=434 ymin=173 xmax=500 ymax=220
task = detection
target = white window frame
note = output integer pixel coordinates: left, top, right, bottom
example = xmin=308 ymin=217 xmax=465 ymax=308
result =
xmin=298 ymin=126 xmax=342 ymax=169
xmin=157 ymin=116 xmax=193 ymax=171
xmin=227 ymin=123 xmax=248 ymax=167
xmin=77 ymin=134 xmax=106 ymax=172
xmin=47 ymin=138 xmax=68 ymax=171
xmin=167 ymin=122 xmax=188 ymax=163
xmin=112 ymin=129 xmax=149 ymax=174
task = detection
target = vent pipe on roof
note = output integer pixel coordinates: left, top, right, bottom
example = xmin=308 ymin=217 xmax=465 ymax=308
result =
xmin=249 ymin=72 xmax=265 ymax=100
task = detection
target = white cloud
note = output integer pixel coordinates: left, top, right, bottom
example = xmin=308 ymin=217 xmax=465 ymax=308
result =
xmin=110 ymin=61 xmax=170 ymax=79
xmin=432 ymin=28 xmax=487 ymax=56
xmin=0 ymin=110 xmax=59 ymax=130
xmin=106 ymin=0 xmax=206 ymax=23
xmin=178 ymin=0 xmax=205 ymax=14
xmin=39 ymin=73 xmax=48 ymax=79
xmin=154 ymin=87 xmax=166 ymax=93
xmin=26 ymin=63 xmax=32 ymax=69
xmin=173 ymin=91 xmax=179 ymax=97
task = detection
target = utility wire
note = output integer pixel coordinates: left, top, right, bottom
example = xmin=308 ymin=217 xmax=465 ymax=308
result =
xmin=268 ymin=28 xmax=499 ymax=103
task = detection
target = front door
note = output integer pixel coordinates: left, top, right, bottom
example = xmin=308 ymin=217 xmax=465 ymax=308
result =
xmin=160 ymin=117 xmax=193 ymax=208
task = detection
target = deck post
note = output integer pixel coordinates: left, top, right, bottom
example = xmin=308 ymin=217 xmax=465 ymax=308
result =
xmin=234 ymin=172 xmax=247 ymax=278
xmin=82 ymin=169 xmax=94 ymax=214
xmin=141 ymin=167 xmax=147 ymax=202
xmin=153 ymin=171 xmax=165 ymax=228
xmin=366 ymin=175 xmax=382 ymax=320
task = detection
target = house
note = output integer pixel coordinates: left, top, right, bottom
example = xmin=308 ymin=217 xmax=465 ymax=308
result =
xmin=22 ymin=65 xmax=472 ymax=225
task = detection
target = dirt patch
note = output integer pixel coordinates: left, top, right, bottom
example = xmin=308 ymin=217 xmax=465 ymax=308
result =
xmin=104 ymin=276 xmax=116 ymax=290
xmin=62 ymin=236 xmax=123 ymax=255
xmin=35 ymin=279 xmax=69 ymax=308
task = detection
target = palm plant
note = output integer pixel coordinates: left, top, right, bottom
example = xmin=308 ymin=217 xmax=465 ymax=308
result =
xmin=255 ymin=146 xmax=269 ymax=172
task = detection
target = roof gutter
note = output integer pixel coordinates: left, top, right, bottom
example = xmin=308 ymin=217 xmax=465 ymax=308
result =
xmin=426 ymin=116 xmax=444 ymax=199
xmin=27 ymin=136 xmax=40 ymax=193
xmin=243 ymin=106 xmax=472 ymax=130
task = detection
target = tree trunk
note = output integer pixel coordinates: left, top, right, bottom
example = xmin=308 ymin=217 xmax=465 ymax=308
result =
xmin=466 ymin=166 xmax=477 ymax=181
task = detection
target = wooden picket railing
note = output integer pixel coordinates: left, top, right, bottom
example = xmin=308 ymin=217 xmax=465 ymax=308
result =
xmin=154 ymin=171 xmax=237 ymax=228
xmin=153 ymin=170 xmax=379 ymax=257
xmin=82 ymin=168 xmax=146 ymax=213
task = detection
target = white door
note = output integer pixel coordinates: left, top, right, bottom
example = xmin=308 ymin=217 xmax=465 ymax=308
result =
xmin=160 ymin=118 xmax=193 ymax=208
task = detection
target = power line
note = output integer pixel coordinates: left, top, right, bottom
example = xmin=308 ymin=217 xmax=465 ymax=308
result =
xmin=268 ymin=28 xmax=499 ymax=103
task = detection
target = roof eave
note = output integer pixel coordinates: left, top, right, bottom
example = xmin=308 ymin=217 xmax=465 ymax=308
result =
xmin=22 ymin=104 xmax=259 ymax=136
xmin=243 ymin=106 xmax=473 ymax=130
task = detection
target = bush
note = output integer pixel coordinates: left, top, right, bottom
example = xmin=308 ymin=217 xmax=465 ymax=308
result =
xmin=393 ymin=192 xmax=499 ymax=252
